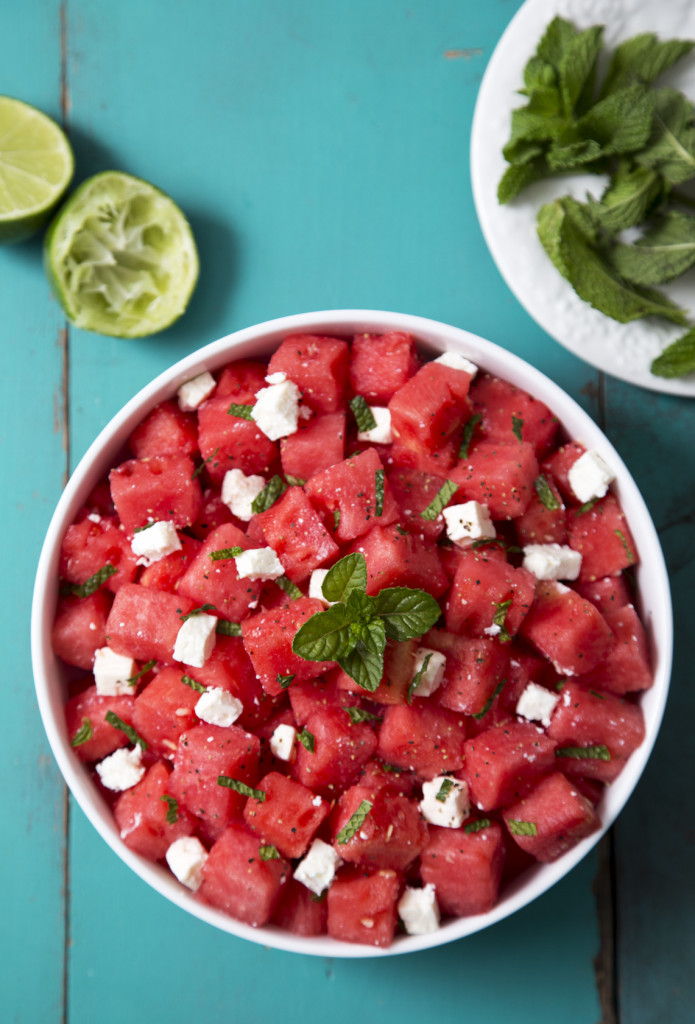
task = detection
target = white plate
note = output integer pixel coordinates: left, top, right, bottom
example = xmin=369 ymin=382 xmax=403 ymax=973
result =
xmin=471 ymin=0 xmax=695 ymax=396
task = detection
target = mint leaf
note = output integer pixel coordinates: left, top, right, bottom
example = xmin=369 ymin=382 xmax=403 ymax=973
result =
xmin=339 ymin=618 xmax=386 ymax=694
xmin=70 ymin=717 xmax=93 ymax=748
xmin=350 ymin=395 xmax=377 ymax=433
xmin=492 ymin=600 xmax=512 ymax=643
xmin=227 ymin=402 xmax=254 ymax=420
xmin=321 ymin=552 xmax=368 ymax=603
xmin=127 ymin=659 xmax=155 ymax=686
xmin=374 ymin=468 xmax=385 ymax=517
xmin=555 ymin=744 xmax=611 ymax=760
xmin=292 ymin=603 xmax=352 ymax=662
xmin=458 ymin=413 xmax=482 ymax=459
xmin=372 ymin=587 xmax=441 ymax=640
xmin=275 ymin=576 xmax=303 ymax=599
xmin=284 ymin=474 xmax=306 ymax=487
xmin=497 ymin=157 xmax=550 ymax=204
xmin=420 ymin=479 xmax=457 ymax=521
xmin=464 ymin=818 xmax=492 ymax=834
xmin=251 ymin=474 xmax=288 ymax=515
xmin=297 ymin=727 xmax=315 ymax=752
xmin=216 ymin=620 xmax=242 ymax=636
xmin=160 ymin=795 xmax=179 ymax=824
xmin=259 ymin=844 xmax=280 ymax=860
xmin=60 ymin=563 xmax=117 ymax=597
xmin=533 ymin=474 xmax=561 ymax=510
xmin=276 ymin=672 xmax=295 ymax=689
xmin=609 ymin=210 xmax=695 ymax=285
xmin=217 ymin=777 xmax=266 ymax=800
xmin=104 ymin=710 xmax=148 ymax=750
xmin=407 ymin=652 xmax=433 ymax=704
xmin=435 ymin=777 xmax=455 ymax=802
xmin=345 ymin=706 xmax=381 ymax=724
xmin=637 ymin=88 xmax=695 ymax=186
xmin=507 ymin=819 xmax=538 ymax=837
xmin=573 ymin=83 xmax=656 ymax=158
xmin=181 ymin=673 xmax=207 ymax=694
xmin=651 ymin=326 xmax=695 ymax=378
xmin=472 ymin=679 xmax=505 ymax=720
xmin=209 ymin=546 xmax=243 ymax=561
xmin=336 ymin=799 xmax=373 ymax=844
xmin=558 ymin=24 xmax=603 ymax=118
xmin=601 ymin=34 xmax=695 ymax=98
xmin=537 ymin=198 xmax=689 ymax=325
xmin=588 ymin=166 xmax=663 ymax=232
xmin=511 ymin=414 xmax=524 ymax=441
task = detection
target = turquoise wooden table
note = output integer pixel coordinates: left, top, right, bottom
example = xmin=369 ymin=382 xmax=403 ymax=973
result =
xmin=3 ymin=2 xmax=693 ymax=1022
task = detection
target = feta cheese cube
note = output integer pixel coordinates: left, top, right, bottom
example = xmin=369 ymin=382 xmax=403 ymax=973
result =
xmin=221 ymin=468 xmax=266 ymax=522
xmin=443 ymin=500 xmax=496 ymax=545
xmin=269 ymin=723 xmax=297 ymax=761
xmin=420 ymin=776 xmax=470 ymax=828
xmin=294 ymin=838 xmax=343 ymax=896
xmin=166 ymin=836 xmax=208 ymax=891
xmin=173 ymin=612 xmax=218 ymax=668
xmin=516 ymin=682 xmax=559 ymax=728
xmin=568 ymin=449 xmax=616 ymax=503
xmin=397 ymin=884 xmax=440 ymax=935
xmin=265 ymin=371 xmax=288 ymax=385
xmin=434 ymin=351 xmax=478 ymax=378
xmin=409 ymin=647 xmax=446 ymax=698
xmin=522 ymin=543 xmax=582 ymax=581
xmin=195 ymin=687 xmax=243 ymax=727
xmin=96 ymin=746 xmax=145 ymax=792
xmin=357 ymin=406 xmax=393 ymax=445
xmin=251 ymin=378 xmax=302 ymax=440
xmin=309 ymin=568 xmax=335 ymax=606
xmin=93 ymin=646 xmax=137 ymax=696
xmin=234 ymin=547 xmax=285 ymax=581
xmin=177 ymin=370 xmax=216 ymax=411
xmin=130 ymin=520 xmax=181 ymax=566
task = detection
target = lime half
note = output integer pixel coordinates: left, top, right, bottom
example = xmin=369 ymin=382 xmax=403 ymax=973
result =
xmin=0 ymin=95 xmax=74 ymax=243
xmin=44 ymin=171 xmax=199 ymax=338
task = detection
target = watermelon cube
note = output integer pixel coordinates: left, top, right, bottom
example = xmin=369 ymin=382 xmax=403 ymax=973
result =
xmin=463 ymin=721 xmax=556 ymax=811
xmin=272 ymin=878 xmax=328 ymax=936
xmin=348 ymin=523 xmax=448 ymax=597
xmin=113 ymin=760 xmax=195 ymax=861
xmin=280 ymin=411 xmax=346 ymax=482
xmin=175 ymin=522 xmax=262 ymax=621
xmin=388 ymin=361 xmax=473 ymax=452
xmin=502 ymin=772 xmax=601 ymax=862
xmin=59 ymin=514 xmax=139 ymax=593
xmin=64 ymin=685 xmax=136 ymax=762
xmin=52 ymin=590 xmax=112 ymax=670
xmin=377 ymin=703 xmax=467 ymax=780
xmin=292 ymin=707 xmax=378 ymax=796
xmin=105 ymin=583 xmax=197 ymax=665
xmin=253 ymin=486 xmax=339 ymax=583
xmin=241 ymin=597 xmax=337 ymax=695
xmin=131 ymin=666 xmax=200 ymax=757
xmin=304 ymin=448 xmax=399 ymax=543
xmin=267 ymin=334 xmax=349 ymax=414
xmin=469 ymin=373 xmax=559 ymax=457
xmin=109 ymin=453 xmax=203 ymax=533
xmin=567 ymin=494 xmax=638 ymax=582
xmin=331 ymin=784 xmax=428 ymax=871
xmin=349 ymin=331 xmax=419 ymax=403
xmin=243 ymin=771 xmax=330 ymax=859
xmin=326 ymin=867 xmax=402 ymax=947
xmin=424 ymin=628 xmax=509 ymax=716
xmin=519 ymin=580 xmax=614 ymax=676
xmin=449 ymin=438 xmax=539 ymax=520
xmin=419 ymin=820 xmax=505 ymax=916
xmin=128 ymin=399 xmax=199 ymax=459
xmin=196 ymin=393 xmax=278 ymax=485
xmin=446 ymin=549 xmax=536 ymax=639
xmin=198 ymin=822 xmax=290 ymax=926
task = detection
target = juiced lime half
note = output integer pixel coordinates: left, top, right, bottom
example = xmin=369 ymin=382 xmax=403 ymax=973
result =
xmin=44 ymin=170 xmax=199 ymax=337
xmin=0 ymin=95 xmax=74 ymax=243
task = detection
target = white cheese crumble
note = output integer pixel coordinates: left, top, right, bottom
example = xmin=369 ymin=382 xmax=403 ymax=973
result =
xmin=130 ymin=520 xmax=182 ymax=566
xmin=221 ymin=468 xmax=266 ymax=522
xmin=419 ymin=776 xmax=470 ymax=828
xmin=522 ymin=543 xmax=582 ymax=581
xmin=443 ymin=500 xmax=496 ymax=545
xmin=166 ymin=836 xmax=209 ymax=891
xmin=410 ymin=647 xmax=446 ymax=698
xmin=357 ymin=406 xmax=393 ymax=445
xmin=294 ymin=838 xmax=343 ymax=896
xmin=195 ymin=687 xmax=243 ymax=727
xmin=234 ymin=547 xmax=285 ymax=581
xmin=309 ymin=568 xmax=335 ymax=606
xmin=173 ymin=613 xmax=218 ymax=668
xmin=269 ymin=723 xmax=297 ymax=761
xmin=516 ymin=682 xmax=560 ymax=728
xmin=568 ymin=449 xmax=616 ymax=503
xmin=177 ymin=370 xmax=216 ymax=411
xmin=433 ymin=351 xmax=478 ymax=378
xmin=93 ymin=646 xmax=137 ymax=696
xmin=252 ymin=378 xmax=302 ymax=440
xmin=397 ymin=884 xmax=441 ymax=935
xmin=265 ymin=371 xmax=288 ymax=385
xmin=96 ymin=746 xmax=145 ymax=792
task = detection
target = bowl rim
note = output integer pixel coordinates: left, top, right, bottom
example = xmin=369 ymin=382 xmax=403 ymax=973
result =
xmin=31 ymin=308 xmax=673 ymax=957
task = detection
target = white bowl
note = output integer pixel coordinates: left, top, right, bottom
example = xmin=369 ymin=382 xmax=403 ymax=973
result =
xmin=31 ymin=309 xmax=672 ymax=957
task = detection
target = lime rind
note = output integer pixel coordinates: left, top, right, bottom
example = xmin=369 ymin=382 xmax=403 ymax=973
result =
xmin=44 ymin=171 xmax=199 ymax=338
xmin=0 ymin=95 xmax=74 ymax=242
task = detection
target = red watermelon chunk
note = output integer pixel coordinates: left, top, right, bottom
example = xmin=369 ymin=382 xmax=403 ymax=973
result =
xmin=567 ymin=494 xmax=638 ymax=582
xmin=385 ymin=466 xmax=449 ymax=541
xmin=288 ymin=675 xmax=357 ymax=724
xmin=469 ymin=373 xmax=559 ymax=457
xmin=241 ymin=597 xmax=336 ymax=695
xmin=449 ymin=438 xmax=539 ymax=520
xmin=574 ymin=602 xmax=652 ymax=695
xmin=548 ymin=680 xmax=645 ymax=783
xmin=138 ymin=535 xmax=202 ymax=593
xmin=348 ymin=523 xmax=448 ymax=597
xmin=114 ymin=760 xmax=195 ymax=861
xmin=502 ymin=771 xmax=601 ymax=862
xmin=463 ymin=721 xmax=556 ymax=811
xmin=331 ymin=784 xmax=428 ymax=871
xmin=388 ymin=361 xmax=473 ymax=453
xmin=190 ymin=488 xmax=238 ymax=541
xmin=424 ymin=628 xmax=509 ymax=716
xmin=575 ymin=574 xmax=631 ymax=615
xmin=280 ymin=411 xmax=346 ymax=482
xmin=196 ymin=393 xmax=278 ymax=484
xmin=253 ymin=486 xmax=339 ymax=583
xmin=52 ymin=589 xmax=112 ymax=670
xmin=132 ymin=666 xmax=200 ymax=757
xmin=272 ymin=878 xmax=328 ymax=936
xmin=419 ymin=820 xmax=505 ymax=917
xmin=198 ymin=821 xmax=290 ymax=926
xmin=267 ymin=334 xmax=349 ymax=414
xmin=169 ymin=723 xmax=261 ymax=842
xmin=513 ymin=474 xmax=567 ymax=546
xmin=175 ymin=522 xmax=262 ymax=621
xmin=304 ymin=448 xmax=399 ymax=543
xmin=215 ymin=359 xmax=267 ymax=400
xmin=349 ymin=331 xmax=419 ymax=403
xmin=377 ymin=703 xmax=467 ymax=779
xmin=109 ymin=453 xmax=203 ymax=534
xmin=106 ymin=583 xmax=197 ymax=665
xmin=192 ymin=634 xmax=279 ymax=731
xmin=326 ymin=867 xmax=402 ymax=947
xmin=292 ymin=706 xmax=378 ymax=797
xmin=65 ymin=685 xmax=136 ymax=762
xmin=446 ymin=549 xmax=536 ymax=640
xmin=541 ymin=442 xmax=586 ymax=502
xmin=59 ymin=514 xmax=139 ymax=593
xmin=243 ymin=771 xmax=330 ymax=859
xmin=128 ymin=400 xmax=199 ymax=459
xmin=519 ymin=580 xmax=614 ymax=676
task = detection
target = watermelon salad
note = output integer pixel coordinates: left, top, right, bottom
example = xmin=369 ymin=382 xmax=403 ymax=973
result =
xmin=52 ymin=330 xmax=651 ymax=948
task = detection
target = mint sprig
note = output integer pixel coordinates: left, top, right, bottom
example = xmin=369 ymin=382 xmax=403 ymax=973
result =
xmin=292 ymin=553 xmax=441 ymax=692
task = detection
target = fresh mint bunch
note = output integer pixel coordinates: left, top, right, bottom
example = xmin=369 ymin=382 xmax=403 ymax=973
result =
xmin=291 ymin=552 xmax=441 ymax=692
xmin=498 ymin=16 xmax=695 ymax=377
